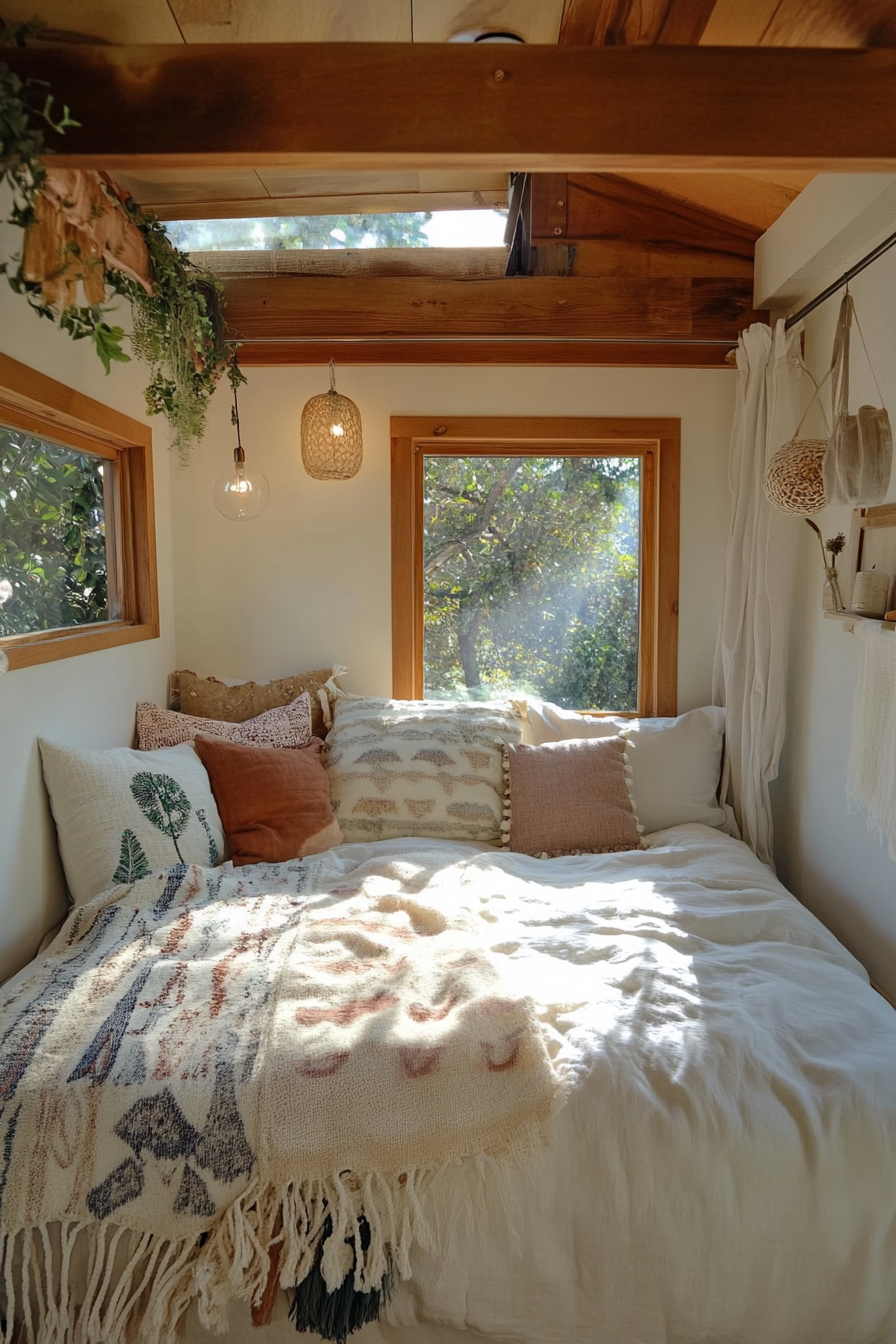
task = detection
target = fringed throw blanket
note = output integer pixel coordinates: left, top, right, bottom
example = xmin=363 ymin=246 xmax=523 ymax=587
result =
xmin=0 ymin=854 xmax=558 ymax=1344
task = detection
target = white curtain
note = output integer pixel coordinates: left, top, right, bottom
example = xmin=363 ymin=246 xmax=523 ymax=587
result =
xmin=713 ymin=320 xmax=803 ymax=869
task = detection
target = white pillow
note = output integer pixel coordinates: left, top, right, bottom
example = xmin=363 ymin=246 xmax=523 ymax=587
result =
xmin=39 ymin=740 xmax=226 ymax=906
xmin=518 ymin=699 xmax=726 ymax=834
xmin=326 ymin=697 xmax=523 ymax=844
xmin=621 ymin=706 xmax=726 ymax=833
xmin=520 ymin=697 xmax=627 ymax=746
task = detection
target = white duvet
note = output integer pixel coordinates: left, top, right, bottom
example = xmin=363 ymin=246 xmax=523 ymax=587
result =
xmin=174 ymin=826 xmax=896 ymax=1342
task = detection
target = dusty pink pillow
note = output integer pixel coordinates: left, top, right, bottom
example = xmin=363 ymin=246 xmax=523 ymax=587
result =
xmin=502 ymin=736 xmax=643 ymax=857
xmin=136 ymin=693 xmax=313 ymax=752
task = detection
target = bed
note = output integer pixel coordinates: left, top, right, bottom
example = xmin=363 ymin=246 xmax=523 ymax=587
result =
xmin=4 ymin=698 xmax=896 ymax=1344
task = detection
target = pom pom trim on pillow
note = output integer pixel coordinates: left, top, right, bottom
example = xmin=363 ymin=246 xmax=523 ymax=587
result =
xmin=326 ymin=697 xmax=523 ymax=845
xmin=501 ymin=736 xmax=644 ymax=858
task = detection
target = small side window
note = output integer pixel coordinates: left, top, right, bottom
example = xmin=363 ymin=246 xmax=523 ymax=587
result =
xmin=0 ymin=429 xmax=112 ymax=635
xmin=0 ymin=354 xmax=159 ymax=670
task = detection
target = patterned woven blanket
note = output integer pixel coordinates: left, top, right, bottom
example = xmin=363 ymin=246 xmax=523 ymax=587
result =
xmin=0 ymin=852 xmax=558 ymax=1344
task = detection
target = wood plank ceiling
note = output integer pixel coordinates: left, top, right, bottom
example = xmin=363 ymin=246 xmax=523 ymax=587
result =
xmin=2 ymin=0 xmax=893 ymax=365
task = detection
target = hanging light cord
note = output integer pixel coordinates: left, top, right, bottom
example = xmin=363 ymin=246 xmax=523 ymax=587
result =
xmin=232 ymin=383 xmax=245 ymax=464
xmin=329 ymin=357 xmax=337 ymax=393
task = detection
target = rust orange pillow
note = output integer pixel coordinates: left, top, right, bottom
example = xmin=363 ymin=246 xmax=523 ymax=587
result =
xmin=194 ymin=736 xmax=343 ymax=865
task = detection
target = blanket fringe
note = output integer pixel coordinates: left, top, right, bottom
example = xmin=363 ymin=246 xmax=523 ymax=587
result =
xmin=0 ymin=1166 xmax=439 ymax=1344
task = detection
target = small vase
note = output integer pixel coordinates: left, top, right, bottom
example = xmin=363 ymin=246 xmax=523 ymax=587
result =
xmin=823 ymin=566 xmax=844 ymax=612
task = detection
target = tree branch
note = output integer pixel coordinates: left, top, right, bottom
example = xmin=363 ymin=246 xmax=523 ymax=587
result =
xmin=423 ymin=459 xmax=522 ymax=577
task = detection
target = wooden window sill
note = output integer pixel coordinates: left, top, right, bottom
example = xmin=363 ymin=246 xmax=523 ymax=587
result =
xmin=1 ymin=621 xmax=160 ymax=671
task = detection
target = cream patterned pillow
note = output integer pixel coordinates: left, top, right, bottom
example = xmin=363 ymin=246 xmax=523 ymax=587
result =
xmin=326 ymin=698 xmax=523 ymax=844
xmin=136 ymin=693 xmax=313 ymax=752
xmin=39 ymin=740 xmax=227 ymax=906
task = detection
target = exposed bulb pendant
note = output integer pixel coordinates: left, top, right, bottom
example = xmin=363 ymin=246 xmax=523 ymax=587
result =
xmin=301 ymin=358 xmax=363 ymax=480
xmin=212 ymin=380 xmax=269 ymax=522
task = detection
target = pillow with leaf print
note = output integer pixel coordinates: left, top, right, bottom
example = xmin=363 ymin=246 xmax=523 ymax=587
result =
xmin=39 ymin=739 xmax=227 ymax=906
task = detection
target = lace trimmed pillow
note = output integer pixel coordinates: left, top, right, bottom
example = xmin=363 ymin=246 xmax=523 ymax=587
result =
xmin=136 ymin=693 xmax=313 ymax=752
xmin=501 ymin=736 xmax=644 ymax=857
xmin=326 ymin=697 xmax=523 ymax=844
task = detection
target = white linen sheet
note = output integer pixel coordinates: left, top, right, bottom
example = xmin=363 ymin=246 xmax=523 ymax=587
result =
xmin=175 ymin=825 xmax=896 ymax=1344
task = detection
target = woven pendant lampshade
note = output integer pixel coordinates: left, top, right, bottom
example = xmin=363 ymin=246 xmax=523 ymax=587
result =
xmin=301 ymin=359 xmax=363 ymax=480
xmin=763 ymin=437 xmax=828 ymax=515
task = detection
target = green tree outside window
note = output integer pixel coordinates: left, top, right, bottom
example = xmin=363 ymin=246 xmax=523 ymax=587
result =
xmin=422 ymin=455 xmax=640 ymax=712
xmin=0 ymin=426 xmax=108 ymax=636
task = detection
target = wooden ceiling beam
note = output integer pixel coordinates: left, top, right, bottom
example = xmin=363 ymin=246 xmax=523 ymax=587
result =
xmin=195 ymin=248 xmax=509 ymax=279
xmin=236 ymin=340 xmax=739 ymax=369
xmin=221 ymin=274 xmax=763 ymax=342
xmin=8 ymin=43 xmax=896 ymax=173
xmin=130 ymin=189 xmax=508 ymax=222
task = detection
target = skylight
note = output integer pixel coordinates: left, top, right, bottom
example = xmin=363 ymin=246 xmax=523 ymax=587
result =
xmin=165 ymin=210 xmax=508 ymax=252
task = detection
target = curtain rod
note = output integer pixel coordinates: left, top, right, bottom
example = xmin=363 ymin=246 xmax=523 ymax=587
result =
xmin=784 ymin=224 xmax=896 ymax=330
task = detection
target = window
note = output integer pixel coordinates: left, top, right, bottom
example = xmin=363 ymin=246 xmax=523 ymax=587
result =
xmin=165 ymin=210 xmax=507 ymax=252
xmin=391 ymin=417 xmax=680 ymax=717
xmin=0 ymin=353 xmax=159 ymax=670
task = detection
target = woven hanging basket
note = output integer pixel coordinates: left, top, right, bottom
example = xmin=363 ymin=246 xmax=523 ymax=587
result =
xmin=301 ymin=364 xmax=363 ymax=480
xmin=763 ymin=437 xmax=828 ymax=515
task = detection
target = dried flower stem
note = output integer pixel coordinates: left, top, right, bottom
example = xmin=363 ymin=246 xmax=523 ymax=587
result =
xmin=805 ymin=518 xmax=828 ymax=569
xmin=825 ymin=531 xmax=846 ymax=568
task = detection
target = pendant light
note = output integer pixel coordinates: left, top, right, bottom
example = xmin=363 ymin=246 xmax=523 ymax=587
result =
xmin=301 ymin=358 xmax=363 ymax=480
xmin=212 ymin=378 xmax=269 ymax=522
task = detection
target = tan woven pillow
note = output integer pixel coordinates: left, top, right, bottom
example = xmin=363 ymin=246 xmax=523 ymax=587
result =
xmin=502 ymin=736 xmax=643 ymax=857
xmin=171 ymin=668 xmax=335 ymax=739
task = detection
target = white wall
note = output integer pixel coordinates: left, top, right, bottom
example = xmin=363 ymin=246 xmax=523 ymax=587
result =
xmin=0 ymin=287 xmax=176 ymax=983
xmin=770 ymin=226 xmax=896 ymax=998
xmin=171 ymin=364 xmax=735 ymax=711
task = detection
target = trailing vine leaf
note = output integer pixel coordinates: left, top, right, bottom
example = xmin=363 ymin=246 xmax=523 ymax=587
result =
xmin=195 ymin=808 xmax=220 ymax=866
xmin=113 ymin=829 xmax=151 ymax=885
xmin=92 ymin=320 xmax=130 ymax=374
xmin=129 ymin=772 xmax=191 ymax=863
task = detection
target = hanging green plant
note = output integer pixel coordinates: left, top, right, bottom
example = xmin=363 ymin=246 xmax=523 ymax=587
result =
xmin=102 ymin=186 xmax=237 ymax=464
xmin=0 ymin=21 xmax=239 ymax=465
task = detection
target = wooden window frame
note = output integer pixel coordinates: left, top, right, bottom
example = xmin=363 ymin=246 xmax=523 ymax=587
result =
xmin=0 ymin=352 xmax=159 ymax=671
xmin=391 ymin=415 xmax=680 ymax=718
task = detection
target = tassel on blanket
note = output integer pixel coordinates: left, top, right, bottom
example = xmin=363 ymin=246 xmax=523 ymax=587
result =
xmin=289 ymin=1216 xmax=391 ymax=1344
xmin=0 ymin=1169 xmax=426 ymax=1344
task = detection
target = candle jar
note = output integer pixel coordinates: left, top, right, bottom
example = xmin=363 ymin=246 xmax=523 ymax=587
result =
xmin=852 ymin=571 xmax=891 ymax=617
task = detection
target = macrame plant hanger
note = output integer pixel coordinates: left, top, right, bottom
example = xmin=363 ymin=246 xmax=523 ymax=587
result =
xmin=824 ymin=286 xmax=892 ymax=507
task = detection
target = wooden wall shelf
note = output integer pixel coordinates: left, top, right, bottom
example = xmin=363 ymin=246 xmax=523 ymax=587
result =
xmin=823 ymin=610 xmax=895 ymax=633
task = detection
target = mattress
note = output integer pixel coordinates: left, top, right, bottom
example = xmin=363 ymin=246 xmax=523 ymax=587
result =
xmin=6 ymin=825 xmax=896 ymax=1344
xmin=181 ymin=824 xmax=896 ymax=1344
